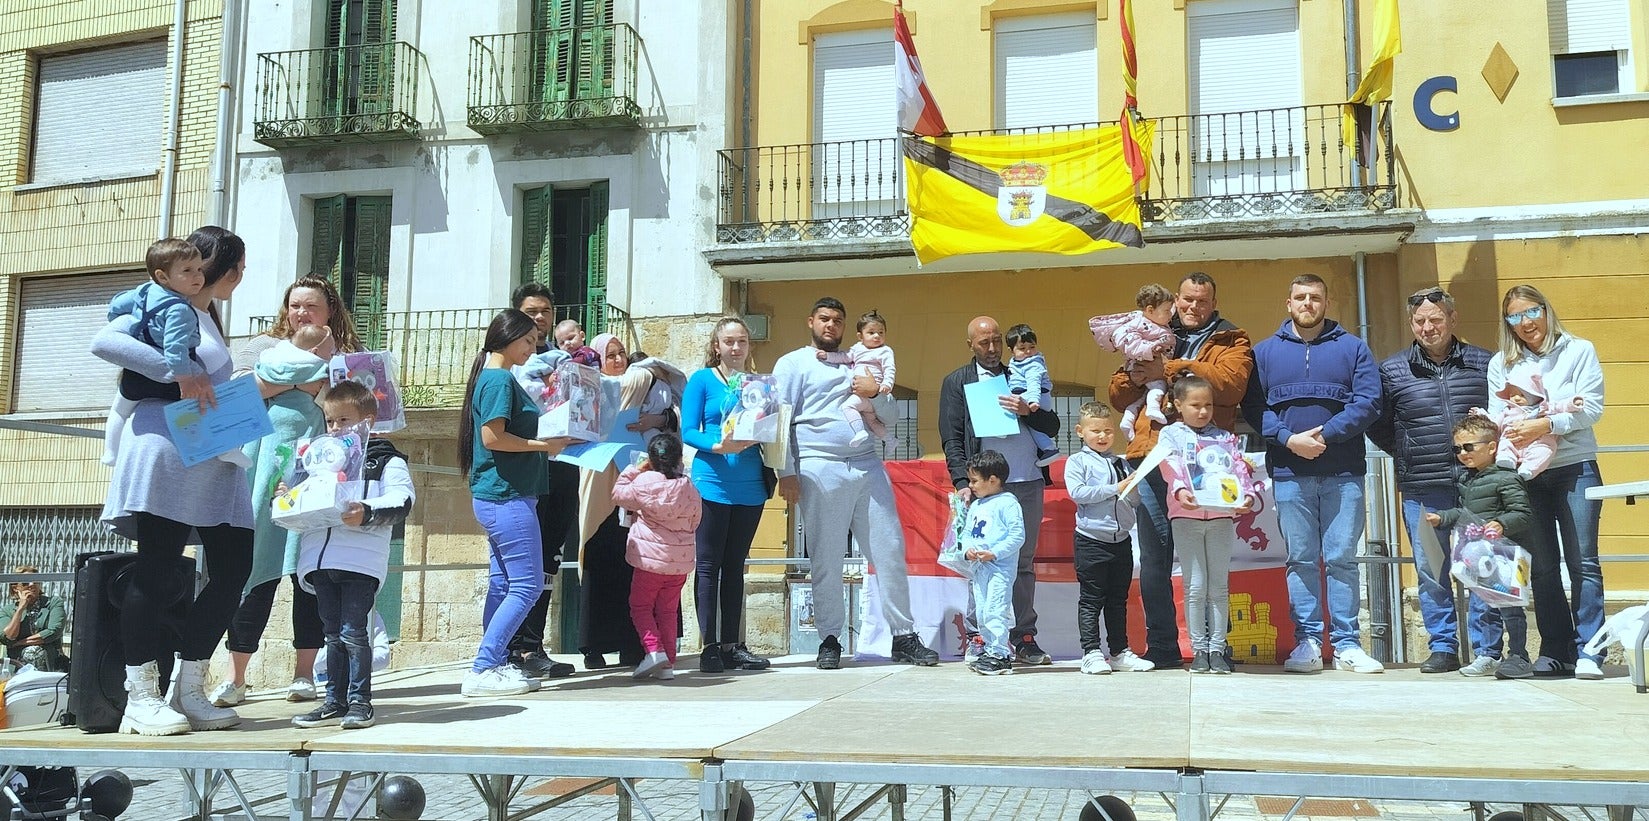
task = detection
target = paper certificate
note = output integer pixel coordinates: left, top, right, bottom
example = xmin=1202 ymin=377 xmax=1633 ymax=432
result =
xmin=963 ymin=375 xmax=1020 ymax=439
xmin=164 ymin=377 xmax=274 ymax=467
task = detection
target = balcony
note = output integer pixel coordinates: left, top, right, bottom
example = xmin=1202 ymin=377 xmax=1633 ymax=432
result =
xmin=254 ymin=42 xmax=423 ymax=148
xmin=245 ymin=303 xmax=630 ymax=408
xmin=714 ymin=102 xmax=1401 ymax=249
xmin=468 ymin=24 xmax=641 ymax=134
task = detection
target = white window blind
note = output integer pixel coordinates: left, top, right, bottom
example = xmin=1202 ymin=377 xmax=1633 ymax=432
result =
xmin=13 ymin=272 xmax=147 ymax=412
xmin=812 ymin=29 xmax=898 ymax=210
xmin=1187 ymin=0 xmax=1304 ymax=196
xmin=31 ymin=41 xmax=167 ymax=185
xmin=994 ymin=13 xmax=1099 ymax=130
xmin=1547 ymin=0 xmax=1633 ymax=53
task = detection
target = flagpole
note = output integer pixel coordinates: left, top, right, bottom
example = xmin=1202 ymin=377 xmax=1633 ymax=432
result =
xmin=1343 ymin=0 xmax=1364 ymax=185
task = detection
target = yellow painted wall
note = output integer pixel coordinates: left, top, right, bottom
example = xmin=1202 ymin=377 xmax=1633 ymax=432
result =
xmin=754 ymin=0 xmax=1649 ymax=209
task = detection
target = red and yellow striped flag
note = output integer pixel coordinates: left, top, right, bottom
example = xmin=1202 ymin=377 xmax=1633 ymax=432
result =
xmin=1118 ymin=0 xmax=1148 ymax=191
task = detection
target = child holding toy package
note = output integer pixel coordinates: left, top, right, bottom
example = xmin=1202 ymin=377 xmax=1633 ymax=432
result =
xmin=287 ymin=381 xmax=413 ymax=729
xmin=1424 ymin=414 xmax=1535 ymax=679
xmin=1063 ymin=402 xmax=1155 ymax=675
xmin=961 ymin=450 xmax=1026 ymax=676
xmin=611 ymin=433 xmax=702 ymax=680
xmin=817 ymin=310 xmax=899 ymax=449
xmin=1480 ymin=373 xmax=1584 ymax=481
xmin=1156 ymin=376 xmax=1257 ymax=674
xmin=102 ymin=238 xmax=231 ymax=466
xmin=1088 ymin=284 xmax=1177 ymax=438
xmin=1006 ymin=323 xmax=1061 ymax=466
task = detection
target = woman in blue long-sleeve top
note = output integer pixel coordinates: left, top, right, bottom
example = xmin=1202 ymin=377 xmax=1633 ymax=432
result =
xmin=681 ymin=318 xmax=773 ymax=673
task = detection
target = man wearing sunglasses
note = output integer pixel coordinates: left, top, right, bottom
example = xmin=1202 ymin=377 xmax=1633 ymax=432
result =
xmin=1367 ymin=287 xmax=1492 ymax=674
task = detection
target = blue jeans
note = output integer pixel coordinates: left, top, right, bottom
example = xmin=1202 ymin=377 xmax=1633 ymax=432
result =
xmin=1400 ymin=490 xmax=1463 ymax=654
xmin=1275 ymin=475 xmax=1365 ymax=650
xmin=308 ymin=568 xmax=379 ymax=706
xmin=1523 ymin=461 xmax=1605 ymax=664
xmin=473 ymin=497 xmax=544 ymax=672
xmin=971 ymin=559 xmax=1015 ymax=659
xmin=1472 ymin=604 xmax=1528 ymax=661
xmin=1129 ymin=468 xmax=1180 ymax=659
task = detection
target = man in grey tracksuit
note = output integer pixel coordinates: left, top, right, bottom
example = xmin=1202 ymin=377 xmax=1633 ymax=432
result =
xmin=774 ymin=297 xmax=940 ymax=669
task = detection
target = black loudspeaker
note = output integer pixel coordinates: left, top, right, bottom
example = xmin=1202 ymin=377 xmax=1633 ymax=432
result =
xmin=67 ymin=551 xmax=194 ymax=733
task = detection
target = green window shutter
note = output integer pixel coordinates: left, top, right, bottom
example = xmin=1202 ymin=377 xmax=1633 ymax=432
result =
xmin=311 ymin=194 xmax=347 ymax=279
xmin=533 ymin=0 xmax=574 ymax=105
xmin=584 ymin=180 xmax=608 ymax=334
xmin=351 ymin=195 xmax=392 ymax=349
xmin=520 ymin=185 xmax=554 ymax=288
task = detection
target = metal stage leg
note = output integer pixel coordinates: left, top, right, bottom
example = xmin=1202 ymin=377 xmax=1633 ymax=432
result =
xmin=888 ymin=784 xmax=907 ymax=821
xmin=1177 ymin=775 xmax=1211 ymax=821
xmin=942 ymin=786 xmax=954 ymax=821
xmin=813 ymin=781 xmax=837 ymax=821
xmin=700 ymin=764 xmax=730 ymax=821
xmin=1607 ymin=806 xmax=1637 ymax=821
xmin=616 ymin=778 xmax=632 ymax=821
xmin=288 ymin=758 xmax=315 ymax=821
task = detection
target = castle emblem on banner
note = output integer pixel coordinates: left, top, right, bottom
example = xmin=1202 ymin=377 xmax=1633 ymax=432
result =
xmin=996 ymin=161 xmax=1048 ymax=227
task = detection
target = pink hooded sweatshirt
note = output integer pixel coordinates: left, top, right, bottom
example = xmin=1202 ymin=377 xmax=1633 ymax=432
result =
xmin=611 ymin=464 xmax=702 ymax=575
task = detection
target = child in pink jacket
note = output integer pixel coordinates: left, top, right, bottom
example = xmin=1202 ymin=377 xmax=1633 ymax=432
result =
xmin=611 ymin=433 xmax=702 ymax=680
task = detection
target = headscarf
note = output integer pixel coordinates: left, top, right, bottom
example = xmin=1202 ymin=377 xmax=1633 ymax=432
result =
xmin=576 ymin=337 xmax=656 ymax=557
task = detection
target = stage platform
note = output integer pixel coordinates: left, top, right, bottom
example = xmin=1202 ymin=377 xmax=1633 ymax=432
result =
xmin=4 ymin=657 xmax=1647 ymax=819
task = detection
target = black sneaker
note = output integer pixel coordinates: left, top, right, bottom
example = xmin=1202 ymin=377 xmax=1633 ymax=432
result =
xmin=968 ymin=654 xmax=1014 ymax=676
xmin=583 ymin=653 xmax=613 ymax=670
xmin=722 ymin=644 xmax=771 ymax=670
xmin=1420 ymin=651 xmax=1461 ymax=674
xmin=1013 ymin=639 xmax=1052 ymax=666
xmin=292 ymin=701 xmax=346 ymax=728
xmin=891 ymin=633 xmax=940 ymax=666
xmin=816 ymin=635 xmax=843 ymax=670
xmin=1189 ymin=651 xmax=1211 ymax=674
xmin=1208 ymin=652 xmax=1232 ymax=675
xmin=700 ymin=645 xmax=726 ymax=673
xmin=1142 ymin=648 xmax=1185 ymax=670
xmin=514 ymin=654 xmax=575 ymax=679
xmin=340 ymin=702 xmax=375 ymax=729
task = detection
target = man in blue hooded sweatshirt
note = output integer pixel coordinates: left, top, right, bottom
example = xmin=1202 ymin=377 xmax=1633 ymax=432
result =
xmin=1243 ymin=274 xmax=1384 ymax=674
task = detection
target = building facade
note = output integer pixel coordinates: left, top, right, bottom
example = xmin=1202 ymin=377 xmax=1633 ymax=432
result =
xmin=712 ymin=0 xmax=1649 ymax=609
xmin=0 ymin=0 xmax=230 ymax=575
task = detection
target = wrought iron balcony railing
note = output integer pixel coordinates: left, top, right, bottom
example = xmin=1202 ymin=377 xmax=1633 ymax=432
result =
xmin=468 ymin=24 xmax=641 ymax=134
xmin=716 ymin=102 xmax=1397 ymax=245
xmin=254 ymin=42 xmax=423 ymax=148
xmin=245 ymin=303 xmax=630 ymax=408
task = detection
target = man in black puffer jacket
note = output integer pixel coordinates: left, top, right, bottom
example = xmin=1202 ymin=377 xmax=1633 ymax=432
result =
xmin=1367 ymin=288 xmax=1492 ymax=674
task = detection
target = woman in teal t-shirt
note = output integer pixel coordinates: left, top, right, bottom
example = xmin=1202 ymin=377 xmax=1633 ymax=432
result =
xmin=457 ymin=309 xmax=569 ymax=698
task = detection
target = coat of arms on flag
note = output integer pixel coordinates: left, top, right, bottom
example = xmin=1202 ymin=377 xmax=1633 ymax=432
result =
xmin=997 ymin=162 xmax=1048 ymax=227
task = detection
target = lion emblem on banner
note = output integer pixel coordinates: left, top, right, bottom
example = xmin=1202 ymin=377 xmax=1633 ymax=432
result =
xmin=996 ymin=161 xmax=1048 ymax=227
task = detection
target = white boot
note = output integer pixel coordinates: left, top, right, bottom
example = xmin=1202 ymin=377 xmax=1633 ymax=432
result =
xmin=119 ymin=662 xmax=190 ymax=736
xmin=168 ymin=656 xmax=241 ymax=730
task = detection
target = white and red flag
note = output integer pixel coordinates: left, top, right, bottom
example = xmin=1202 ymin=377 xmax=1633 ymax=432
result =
xmin=894 ymin=1 xmax=947 ymax=137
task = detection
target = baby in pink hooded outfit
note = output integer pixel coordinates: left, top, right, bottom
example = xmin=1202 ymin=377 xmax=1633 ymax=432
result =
xmin=1476 ymin=372 xmax=1584 ymax=481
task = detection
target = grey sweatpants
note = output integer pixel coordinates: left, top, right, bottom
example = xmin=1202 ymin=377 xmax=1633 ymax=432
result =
xmin=1172 ymin=517 xmax=1234 ymax=654
xmin=797 ymin=455 xmax=915 ymax=640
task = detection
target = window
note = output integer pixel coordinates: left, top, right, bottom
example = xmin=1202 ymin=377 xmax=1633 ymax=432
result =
xmin=532 ymin=0 xmax=617 ymax=104
xmin=311 ymin=195 xmax=392 ymax=348
xmin=1187 ymin=0 xmax=1304 ymax=196
xmin=520 ymin=182 xmax=611 ymax=333
xmin=994 ymin=13 xmax=1098 ymax=130
xmin=811 ymin=29 xmax=898 ymax=218
xmin=888 ymin=395 xmax=921 ymax=461
xmin=319 ymin=0 xmax=397 ymax=119
xmin=30 ymin=41 xmax=166 ymax=185
xmin=1548 ymin=0 xmax=1635 ymax=97
xmin=1050 ymin=390 xmax=1098 ymax=455
xmin=13 ymin=272 xmax=146 ymax=412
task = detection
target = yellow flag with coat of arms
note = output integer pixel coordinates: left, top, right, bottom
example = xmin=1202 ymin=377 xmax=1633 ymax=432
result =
xmin=902 ymin=122 xmax=1152 ymax=266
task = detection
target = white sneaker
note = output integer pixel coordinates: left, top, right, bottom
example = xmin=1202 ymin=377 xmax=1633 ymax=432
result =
xmin=503 ymin=664 xmax=542 ymax=691
xmin=287 ymin=677 xmax=317 ymax=702
xmin=1283 ymin=639 xmax=1323 ymax=673
xmin=209 ymin=680 xmax=247 ymax=707
xmin=1107 ymin=649 xmax=1156 ymax=672
xmin=657 ymin=665 xmax=676 ymax=681
xmin=461 ymin=666 xmax=532 ymax=698
xmin=1334 ymin=646 xmax=1386 ymax=674
xmin=1460 ymin=655 xmax=1500 ymax=677
xmin=1080 ymin=650 xmax=1112 ymax=675
xmin=1575 ymin=658 xmax=1604 ymax=680
xmin=1144 ymin=404 xmax=1169 ymax=425
xmin=634 ymin=651 xmax=669 ymax=679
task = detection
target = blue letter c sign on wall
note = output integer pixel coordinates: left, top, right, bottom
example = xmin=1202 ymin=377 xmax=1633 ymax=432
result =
xmin=1415 ymin=76 xmax=1459 ymax=131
